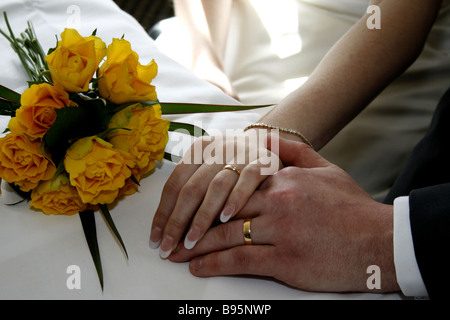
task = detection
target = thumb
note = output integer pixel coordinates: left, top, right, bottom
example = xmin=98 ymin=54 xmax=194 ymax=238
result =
xmin=266 ymin=134 xmax=330 ymax=168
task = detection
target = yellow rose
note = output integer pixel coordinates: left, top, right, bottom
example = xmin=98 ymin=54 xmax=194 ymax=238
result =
xmin=0 ymin=133 xmax=56 ymax=192
xmin=107 ymin=103 xmax=169 ymax=176
xmin=98 ymin=38 xmax=158 ymax=104
xmin=64 ymin=136 xmax=135 ymax=205
xmin=46 ymin=29 xmax=106 ymax=92
xmin=30 ymin=174 xmax=87 ymax=215
xmin=8 ymin=83 xmax=75 ymax=139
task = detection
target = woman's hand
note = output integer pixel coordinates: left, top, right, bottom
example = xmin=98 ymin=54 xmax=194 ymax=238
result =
xmin=168 ymin=137 xmax=400 ymax=293
xmin=149 ymin=130 xmax=282 ymax=258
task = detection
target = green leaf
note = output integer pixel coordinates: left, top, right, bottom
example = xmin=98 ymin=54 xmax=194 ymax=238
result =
xmin=164 ymin=152 xmax=182 ymax=163
xmin=130 ymin=174 xmax=140 ymax=186
xmin=169 ymin=121 xmax=208 ymax=137
xmin=0 ymin=85 xmax=21 ymax=104
xmin=43 ymin=97 xmax=112 ymax=165
xmin=7 ymin=183 xmax=31 ymax=202
xmin=79 ymin=210 xmax=103 ymax=291
xmin=0 ymin=86 xmax=21 ymax=116
xmin=99 ymin=204 xmax=128 ymax=260
xmin=160 ymin=102 xmax=272 ymax=114
xmin=0 ymin=98 xmax=19 ymax=116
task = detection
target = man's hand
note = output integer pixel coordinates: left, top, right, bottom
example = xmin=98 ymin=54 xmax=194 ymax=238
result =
xmin=169 ymin=136 xmax=400 ymax=293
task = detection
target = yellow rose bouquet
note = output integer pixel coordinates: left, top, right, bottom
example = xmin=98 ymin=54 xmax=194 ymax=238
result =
xmin=0 ymin=13 xmax=172 ymax=289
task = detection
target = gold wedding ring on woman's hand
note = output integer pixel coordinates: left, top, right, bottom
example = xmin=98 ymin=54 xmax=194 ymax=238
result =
xmin=222 ymin=164 xmax=241 ymax=176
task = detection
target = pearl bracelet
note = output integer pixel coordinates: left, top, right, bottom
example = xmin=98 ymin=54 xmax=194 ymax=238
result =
xmin=244 ymin=123 xmax=314 ymax=149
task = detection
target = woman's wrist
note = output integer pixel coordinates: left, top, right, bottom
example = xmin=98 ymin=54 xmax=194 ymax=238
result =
xmin=244 ymin=123 xmax=314 ymax=149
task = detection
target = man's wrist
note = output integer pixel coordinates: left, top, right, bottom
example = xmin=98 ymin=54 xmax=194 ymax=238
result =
xmin=368 ymin=202 xmax=401 ymax=293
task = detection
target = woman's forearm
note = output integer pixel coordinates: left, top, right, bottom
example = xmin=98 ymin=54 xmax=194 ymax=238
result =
xmin=259 ymin=0 xmax=442 ymax=150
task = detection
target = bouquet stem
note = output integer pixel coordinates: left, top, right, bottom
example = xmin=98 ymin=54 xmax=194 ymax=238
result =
xmin=0 ymin=12 xmax=50 ymax=84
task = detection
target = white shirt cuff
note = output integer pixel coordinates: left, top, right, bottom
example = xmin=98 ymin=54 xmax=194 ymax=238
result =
xmin=393 ymin=196 xmax=429 ymax=297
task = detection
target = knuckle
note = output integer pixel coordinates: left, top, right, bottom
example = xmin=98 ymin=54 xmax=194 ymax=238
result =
xmin=297 ymin=141 xmax=312 ymax=152
xmin=166 ymin=214 xmax=187 ymax=233
xmin=209 ymin=174 xmax=230 ymax=193
xmin=269 ymin=184 xmax=303 ymax=207
xmin=179 ymin=181 xmax=201 ymax=200
xmin=275 ymin=188 xmax=297 ymax=201
xmin=276 ymin=166 xmax=300 ymax=179
xmin=243 ymin=163 xmax=261 ymax=176
xmin=195 ymin=204 xmax=217 ymax=224
xmin=153 ymin=207 xmax=169 ymax=226
xmin=162 ymin=164 xmax=192 ymax=195
xmin=162 ymin=175 xmax=182 ymax=196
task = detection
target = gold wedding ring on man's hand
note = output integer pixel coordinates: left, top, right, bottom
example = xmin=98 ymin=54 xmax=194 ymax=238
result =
xmin=243 ymin=218 xmax=253 ymax=245
xmin=222 ymin=164 xmax=241 ymax=176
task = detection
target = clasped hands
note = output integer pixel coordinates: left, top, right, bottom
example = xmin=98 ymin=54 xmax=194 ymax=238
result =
xmin=150 ymin=131 xmax=399 ymax=293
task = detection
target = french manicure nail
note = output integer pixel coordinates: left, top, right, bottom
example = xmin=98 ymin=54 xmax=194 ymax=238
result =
xmin=220 ymin=204 xmax=235 ymax=223
xmin=149 ymin=238 xmax=161 ymax=249
xmin=184 ymin=227 xmax=200 ymax=250
xmin=149 ymin=227 xmax=162 ymax=249
xmin=159 ymin=248 xmax=172 ymax=259
xmin=184 ymin=238 xmax=197 ymax=250
xmin=159 ymin=236 xmax=174 ymax=259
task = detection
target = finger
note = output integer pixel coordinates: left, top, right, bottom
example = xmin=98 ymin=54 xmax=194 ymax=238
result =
xmin=266 ymin=134 xmax=330 ymax=168
xmin=170 ymin=217 xmax=271 ymax=262
xmin=184 ymin=166 xmax=241 ymax=250
xmin=233 ymin=188 xmax=267 ymax=219
xmin=159 ymin=163 xmax=224 ymax=258
xmin=150 ymin=137 xmax=211 ymax=248
xmin=220 ymin=161 xmax=276 ymax=223
xmin=189 ymin=245 xmax=276 ymax=279
xmin=150 ymin=162 xmax=200 ymax=249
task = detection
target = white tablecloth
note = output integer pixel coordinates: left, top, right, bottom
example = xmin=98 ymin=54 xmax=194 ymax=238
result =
xmin=0 ymin=0 xmax=403 ymax=300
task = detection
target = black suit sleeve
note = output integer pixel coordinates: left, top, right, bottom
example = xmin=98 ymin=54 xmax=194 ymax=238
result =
xmin=409 ymin=184 xmax=450 ymax=299
xmin=385 ymin=86 xmax=450 ymax=299
xmin=385 ymin=87 xmax=450 ymax=204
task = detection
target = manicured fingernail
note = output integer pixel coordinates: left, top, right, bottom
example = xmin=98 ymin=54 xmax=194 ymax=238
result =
xmin=159 ymin=236 xmax=174 ymax=259
xmin=184 ymin=227 xmax=200 ymax=250
xmin=149 ymin=227 xmax=162 ymax=249
xmin=220 ymin=204 xmax=235 ymax=223
xmin=149 ymin=238 xmax=161 ymax=249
